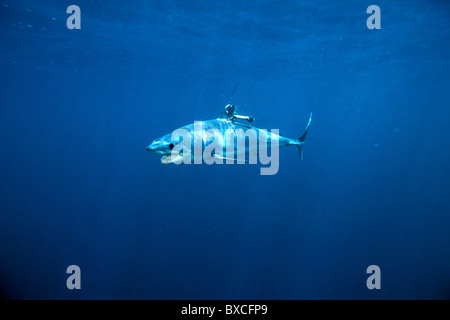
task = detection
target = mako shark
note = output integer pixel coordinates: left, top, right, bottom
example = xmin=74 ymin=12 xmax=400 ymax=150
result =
xmin=146 ymin=110 xmax=312 ymax=175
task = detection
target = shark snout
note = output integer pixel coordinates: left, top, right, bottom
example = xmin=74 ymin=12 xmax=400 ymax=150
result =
xmin=146 ymin=140 xmax=168 ymax=154
xmin=146 ymin=142 xmax=157 ymax=152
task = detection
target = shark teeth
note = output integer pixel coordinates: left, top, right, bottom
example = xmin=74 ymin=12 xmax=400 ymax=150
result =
xmin=161 ymin=155 xmax=172 ymax=164
xmin=161 ymin=154 xmax=185 ymax=164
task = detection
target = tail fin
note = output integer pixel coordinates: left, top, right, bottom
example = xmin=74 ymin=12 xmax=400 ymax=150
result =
xmin=296 ymin=112 xmax=312 ymax=160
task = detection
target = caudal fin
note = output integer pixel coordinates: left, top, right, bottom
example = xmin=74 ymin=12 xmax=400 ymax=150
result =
xmin=296 ymin=112 xmax=312 ymax=160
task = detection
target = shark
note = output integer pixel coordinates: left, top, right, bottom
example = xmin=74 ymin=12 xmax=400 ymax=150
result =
xmin=146 ymin=111 xmax=312 ymax=175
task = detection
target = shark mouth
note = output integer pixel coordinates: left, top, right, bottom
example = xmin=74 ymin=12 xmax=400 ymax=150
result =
xmin=161 ymin=154 xmax=186 ymax=164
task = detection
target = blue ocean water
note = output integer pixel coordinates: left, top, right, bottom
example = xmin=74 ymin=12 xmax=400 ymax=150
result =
xmin=0 ymin=0 xmax=449 ymax=299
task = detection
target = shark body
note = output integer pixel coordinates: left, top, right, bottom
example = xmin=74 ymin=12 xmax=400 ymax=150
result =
xmin=146 ymin=113 xmax=312 ymax=168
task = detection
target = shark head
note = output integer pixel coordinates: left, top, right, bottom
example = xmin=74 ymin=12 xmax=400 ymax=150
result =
xmin=146 ymin=133 xmax=190 ymax=164
xmin=146 ymin=134 xmax=174 ymax=155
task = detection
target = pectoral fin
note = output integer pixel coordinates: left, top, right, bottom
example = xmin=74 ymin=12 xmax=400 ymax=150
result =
xmin=212 ymin=154 xmax=236 ymax=161
xmin=213 ymin=154 xmax=249 ymax=163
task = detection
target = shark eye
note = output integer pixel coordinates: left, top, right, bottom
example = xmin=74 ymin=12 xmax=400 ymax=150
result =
xmin=169 ymin=143 xmax=174 ymax=150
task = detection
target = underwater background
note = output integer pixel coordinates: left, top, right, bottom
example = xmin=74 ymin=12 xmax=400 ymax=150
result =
xmin=0 ymin=0 xmax=449 ymax=299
